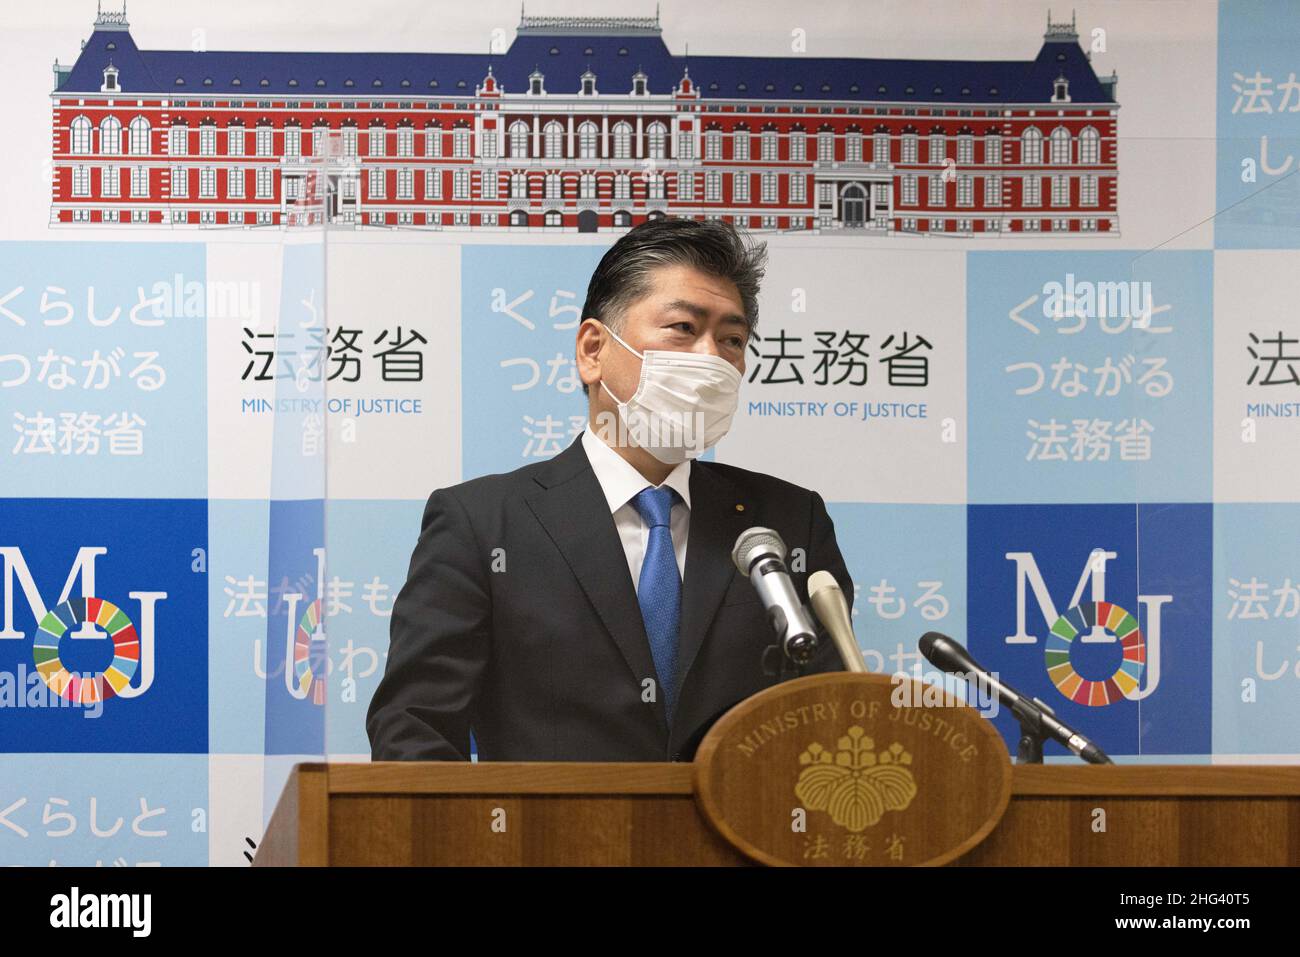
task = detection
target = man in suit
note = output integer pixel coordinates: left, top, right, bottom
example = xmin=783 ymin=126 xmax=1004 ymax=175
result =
xmin=366 ymin=217 xmax=856 ymax=762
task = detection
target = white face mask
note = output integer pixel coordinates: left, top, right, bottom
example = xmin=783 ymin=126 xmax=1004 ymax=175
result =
xmin=597 ymin=322 xmax=743 ymax=465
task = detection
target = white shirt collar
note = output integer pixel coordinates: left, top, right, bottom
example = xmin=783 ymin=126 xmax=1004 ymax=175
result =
xmin=580 ymin=427 xmax=692 ymax=514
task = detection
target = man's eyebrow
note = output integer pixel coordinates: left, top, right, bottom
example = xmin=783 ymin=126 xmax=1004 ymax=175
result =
xmin=661 ymin=298 xmax=711 ymax=320
xmin=662 ymin=298 xmax=750 ymax=330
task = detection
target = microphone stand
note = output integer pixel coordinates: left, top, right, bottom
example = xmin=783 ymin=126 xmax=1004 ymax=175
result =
xmin=759 ymin=604 xmax=820 ymax=679
xmin=1016 ymin=714 xmax=1046 ymax=764
xmin=1013 ymin=695 xmax=1060 ymax=764
xmin=761 ymin=642 xmax=812 ymax=680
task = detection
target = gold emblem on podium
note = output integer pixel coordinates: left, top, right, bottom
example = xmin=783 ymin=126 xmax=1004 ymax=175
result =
xmin=795 ymin=726 xmax=918 ymax=832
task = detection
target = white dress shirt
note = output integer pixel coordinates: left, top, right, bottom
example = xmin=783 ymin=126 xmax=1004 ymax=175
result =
xmin=580 ymin=427 xmax=691 ymax=593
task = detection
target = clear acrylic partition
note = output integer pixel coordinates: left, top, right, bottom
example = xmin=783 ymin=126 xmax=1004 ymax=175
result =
xmin=250 ymin=22 xmax=1300 ymax=785
xmin=1125 ymin=148 xmax=1206 ymax=766
xmin=959 ymin=131 xmax=1194 ymax=767
xmin=1152 ymin=127 xmax=1300 ymax=765
xmin=1019 ymin=133 xmax=1206 ymax=767
xmin=1127 ymin=123 xmax=1300 ymax=765
xmin=259 ymin=139 xmax=330 ymax=830
xmin=989 ymin=230 xmax=1145 ymax=766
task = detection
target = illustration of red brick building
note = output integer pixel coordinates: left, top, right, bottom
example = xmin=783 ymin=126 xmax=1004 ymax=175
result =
xmin=50 ymin=5 xmax=1118 ymax=234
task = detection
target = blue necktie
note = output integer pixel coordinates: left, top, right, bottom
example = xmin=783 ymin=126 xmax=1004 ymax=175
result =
xmin=632 ymin=486 xmax=682 ymax=724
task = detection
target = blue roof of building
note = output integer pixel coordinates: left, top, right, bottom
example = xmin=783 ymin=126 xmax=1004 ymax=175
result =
xmin=56 ymin=20 xmax=1115 ymax=104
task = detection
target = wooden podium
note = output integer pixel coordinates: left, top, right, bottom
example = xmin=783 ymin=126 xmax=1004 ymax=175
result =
xmin=254 ymin=674 xmax=1300 ymax=866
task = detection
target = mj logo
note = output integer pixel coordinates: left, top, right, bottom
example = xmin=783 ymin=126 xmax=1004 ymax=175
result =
xmin=1003 ymin=547 xmax=1168 ymax=705
xmin=0 ymin=546 xmax=166 ymax=707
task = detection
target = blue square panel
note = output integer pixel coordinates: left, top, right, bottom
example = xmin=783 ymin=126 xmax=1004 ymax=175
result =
xmin=0 ymin=497 xmax=208 ymax=753
xmin=967 ymin=503 xmax=1212 ymax=758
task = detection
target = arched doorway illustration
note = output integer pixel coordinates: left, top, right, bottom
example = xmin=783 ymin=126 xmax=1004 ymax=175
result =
xmin=841 ymin=183 xmax=868 ymax=227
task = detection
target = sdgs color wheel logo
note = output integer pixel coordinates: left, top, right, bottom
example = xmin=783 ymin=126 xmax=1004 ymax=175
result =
xmin=293 ymin=598 xmax=328 ymax=707
xmin=1045 ymin=600 xmax=1147 ymax=706
xmin=33 ymin=596 xmax=140 ymax=703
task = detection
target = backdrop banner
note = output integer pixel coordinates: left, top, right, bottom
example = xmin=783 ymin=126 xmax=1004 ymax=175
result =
xmin=0 ymin=0 xmax=1295 ymax=866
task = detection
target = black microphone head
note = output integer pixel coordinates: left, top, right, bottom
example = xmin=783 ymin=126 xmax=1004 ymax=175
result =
xmin=919 ymin=631 xmax=983 ymax=675
xmin=731 ymin=527 xmax=786 ymax=577
xmin=921 ymin=632 xmax=1031 ymax=715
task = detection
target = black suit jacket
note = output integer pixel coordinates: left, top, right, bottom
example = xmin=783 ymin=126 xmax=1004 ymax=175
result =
xmin=366 ymin=434 xmax=856 ymax=762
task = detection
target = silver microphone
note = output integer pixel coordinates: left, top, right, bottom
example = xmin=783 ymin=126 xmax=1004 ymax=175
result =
xmin=731 ymin=527 xmax=820 ymax=665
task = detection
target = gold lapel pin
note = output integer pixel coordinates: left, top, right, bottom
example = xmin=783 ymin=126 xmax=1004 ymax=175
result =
xmin=735 ymin=503 xmax=746 ymax=512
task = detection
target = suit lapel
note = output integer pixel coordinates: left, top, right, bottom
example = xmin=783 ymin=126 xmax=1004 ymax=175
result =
xmin=674 ymin=460 xmax=753 ymax=722
xmin=523 ymin=436 xmax=669 ymax=736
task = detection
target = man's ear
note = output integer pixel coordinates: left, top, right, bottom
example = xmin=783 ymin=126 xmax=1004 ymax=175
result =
xmin=576 ymin=318 xmax=605 ymax=392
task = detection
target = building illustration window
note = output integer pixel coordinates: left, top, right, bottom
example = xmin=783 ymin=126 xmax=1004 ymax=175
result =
xmin=1051 ymin=173 xmax=1070 ymax=206
xmin=1021 ymin=126 xmax=1042 ymax=165
xmin=1081 ymin=173 xmax=1098 ymax=206
xmin=1080 ymin=126 xmax=1099 ymax=164
xmin=1050 ymin=126 xmax=1071 ymax=164
xmin=1023 ymin=174 xmax=1041 ymax=206
xmin=70 ymin=115 xmax=91 ymax=153
xmin=128 ymin=116 xmax=149 ymax=154
xmin=99 ymin=116 xmax=121 ymax=155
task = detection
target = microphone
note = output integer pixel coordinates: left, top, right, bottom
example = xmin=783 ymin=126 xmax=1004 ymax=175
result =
xmin=808 ymin=570 xmax=868 ymax=673
xmin=918 ymin=631 xmax=1113 ymax=765
xmin=732 ymin=527 xmax=820 ymax=665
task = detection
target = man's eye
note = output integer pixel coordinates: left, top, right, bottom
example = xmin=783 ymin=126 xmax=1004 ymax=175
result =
xmin=669 ymin=321 xmax=694 ymax=333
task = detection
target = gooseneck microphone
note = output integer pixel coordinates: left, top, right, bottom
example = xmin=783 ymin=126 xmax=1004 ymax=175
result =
xmin=808 ymin=570 xmax=868 ymax=673
xmin=919 ymin=631 xmax=1113 ymax=765
xmin=731 ymin=527 xmax=820 ymax=665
